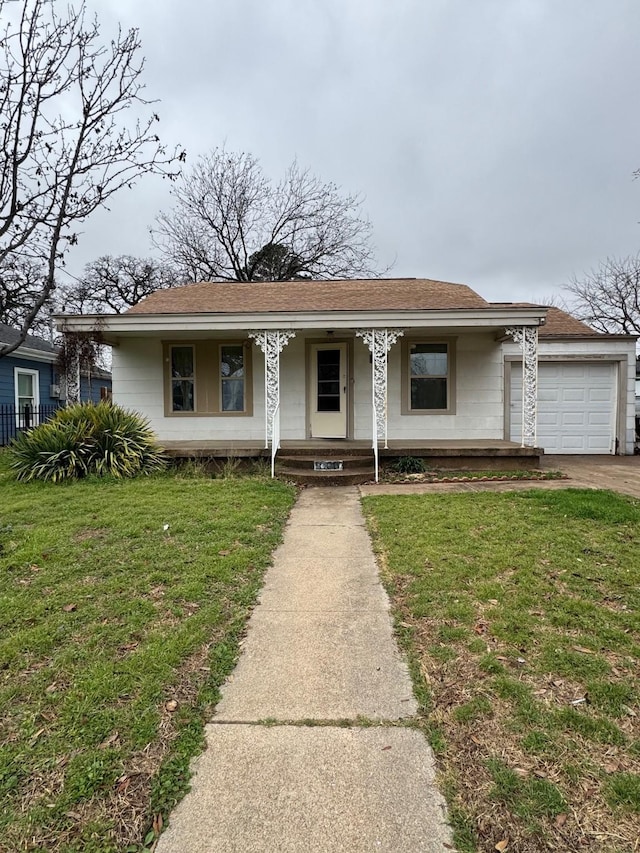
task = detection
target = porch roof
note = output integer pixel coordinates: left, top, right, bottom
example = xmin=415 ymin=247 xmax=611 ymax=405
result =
xmin=54 ymin=277 xmax=549 ymax=340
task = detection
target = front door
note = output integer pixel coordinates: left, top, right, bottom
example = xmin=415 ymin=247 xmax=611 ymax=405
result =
xmin=309 ymin=343 xmax=348 ymax=438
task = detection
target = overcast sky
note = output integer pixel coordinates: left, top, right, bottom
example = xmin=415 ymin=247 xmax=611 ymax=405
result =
xmin=68 ymin=0 xmax=640 ymax=305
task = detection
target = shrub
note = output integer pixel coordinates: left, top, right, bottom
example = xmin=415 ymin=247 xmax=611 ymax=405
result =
xmin=390 ymin=455 xmax=426 ymax=474
xmin=9 ymin=402 xmax=166 ymax=482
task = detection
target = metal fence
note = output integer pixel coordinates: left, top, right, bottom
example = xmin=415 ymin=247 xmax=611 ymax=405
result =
xmin=0 ymin=404 xmax=62 ymax=446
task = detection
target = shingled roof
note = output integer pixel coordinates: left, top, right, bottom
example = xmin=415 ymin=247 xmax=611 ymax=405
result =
xmin=537 ymin=306 xmax=601 ymax=336
xmin=126 ymin=278 xmax=491 ymax=314
xmin=490 ymin=303 xmax=607 ymax=336
xmin=0 ymin=322 xmax=57 ymax=353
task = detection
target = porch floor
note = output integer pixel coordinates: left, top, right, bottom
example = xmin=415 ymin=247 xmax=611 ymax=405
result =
xmin=161 ymin=438 xmax=541 ymax=469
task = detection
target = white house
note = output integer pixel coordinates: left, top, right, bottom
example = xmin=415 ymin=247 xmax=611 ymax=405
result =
xmin=55 ymin=278 xmax=637 ymax=480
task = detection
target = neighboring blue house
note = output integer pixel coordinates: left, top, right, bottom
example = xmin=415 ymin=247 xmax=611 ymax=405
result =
xmin=0 ymin=323 xmax=112 ymax=444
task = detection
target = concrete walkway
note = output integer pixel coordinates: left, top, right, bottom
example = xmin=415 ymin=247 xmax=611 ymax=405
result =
xmin=156 ymin=488 xmax=452 ymax=853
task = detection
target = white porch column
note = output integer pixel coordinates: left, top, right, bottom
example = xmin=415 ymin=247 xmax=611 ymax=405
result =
xmin=248 ymin=331 xmax=296 ymax=449
xmin=356 ymin=328 xmax=404 ymax=452
xmin=65 ymin=350 xmax=81 ymax=405
xmin=505 ymin=325 xmax=539 ymax=447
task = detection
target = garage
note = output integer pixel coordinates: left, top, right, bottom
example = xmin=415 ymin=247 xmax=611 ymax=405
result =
xmin=510 ymin=361 xmax=617 ymax=454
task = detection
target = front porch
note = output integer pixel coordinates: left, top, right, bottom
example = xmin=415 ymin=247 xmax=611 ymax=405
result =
xmin=161 ymin=438 xmax=542 ymax=476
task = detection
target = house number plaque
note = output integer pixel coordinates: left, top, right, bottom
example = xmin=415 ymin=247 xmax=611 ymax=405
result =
xmin=314 ymin=460 xmax=343 ymax=471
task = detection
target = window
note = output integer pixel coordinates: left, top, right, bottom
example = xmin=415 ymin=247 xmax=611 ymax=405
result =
xmin=401 ymin=338 xmax=456 ymax=414
xmin=170 ymin=346 xmax=195 ymax=412
xmin=163 ymin=341 xmax=252 ymax=416
xmin=14 ymin=367 xmax=40 ymax=427
xmin=316 ymin=348 xmax=341 ymax=412
xmin=220 ymin=345 xmax=245 ymax=412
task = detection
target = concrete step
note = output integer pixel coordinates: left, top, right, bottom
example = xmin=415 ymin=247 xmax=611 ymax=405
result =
xmin=275 ymin=466 xmax=375 ymax=486
xmin=276 ymin=454 xmax=374 ymax=471
xmin=279 ymin=447 xmax=373 ymax=458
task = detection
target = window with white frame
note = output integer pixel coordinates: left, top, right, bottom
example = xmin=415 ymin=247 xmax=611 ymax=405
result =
xmin=14 ymin=368 xmax=40 ymax=425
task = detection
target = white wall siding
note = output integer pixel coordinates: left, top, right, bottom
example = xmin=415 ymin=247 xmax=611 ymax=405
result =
xmin=113 ymin=338 xmax=265 ymax=442
xmin=112 ymin=331 xmax=533 ymax=444
xmin=279 ymin=337 xmax=307 ymax=440
xmin=385 ymin=333 xmax=504 ymax=440
xmin=353 ymin=340 xmax=373 ymax=440
xmin=112 ymin=338 xmax=164 ymax=421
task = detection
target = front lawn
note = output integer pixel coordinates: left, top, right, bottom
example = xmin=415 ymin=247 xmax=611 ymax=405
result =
xmin=0 ymin=455 xmax=295 ymax=852
xmin=363 ymin=489 xmax=640 ymax=853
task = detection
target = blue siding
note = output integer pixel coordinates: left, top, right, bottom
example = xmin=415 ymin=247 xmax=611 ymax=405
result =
xmin=0 ymin=355 xmax=58 ymax=407
xmin=80 ymin=374 xmax=112 ymax=404
xmin=0 ymin=356 xmax=111 ymax=406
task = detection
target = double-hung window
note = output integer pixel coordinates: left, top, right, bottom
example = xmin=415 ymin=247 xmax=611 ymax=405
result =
xmin=164 ymin=341 xmax=252 ymax=416
xmin=401 ymin=339 xmax=455 ymax=414
xmin=14 ymin=368 xmax=40 ymax=426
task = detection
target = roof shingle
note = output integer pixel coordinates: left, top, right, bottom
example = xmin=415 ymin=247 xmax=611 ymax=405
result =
xmin=126 ymin=278 xmax=490 ymax=314
xmin=0 ymin=322 xmax=57 ymax=353
xmin=537 ymin=306 xmax=601 ymax=336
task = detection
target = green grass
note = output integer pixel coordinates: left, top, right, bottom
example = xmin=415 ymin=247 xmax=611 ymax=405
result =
xmin=0 ymin=452 xmax=295 ymax=852
xmin=363 ymin=488 xmax=640 ymax=852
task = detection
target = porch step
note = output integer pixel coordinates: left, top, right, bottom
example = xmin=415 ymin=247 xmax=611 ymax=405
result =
xmin=275 ymin=453 xmax=375 ymax=486
xmin=278 ymin=445 xmax=373 ymax=458
xmin=276 ymin=454 xmax=373 ymax=471
xmin=276 ymin=467 xmax=375 ymax=486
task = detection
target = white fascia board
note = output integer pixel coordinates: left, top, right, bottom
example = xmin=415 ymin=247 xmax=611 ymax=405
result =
xmin=5 ymin=344 xmax=57 ymax=363
xmin=54 ymin=307 xmax=547 ymax=335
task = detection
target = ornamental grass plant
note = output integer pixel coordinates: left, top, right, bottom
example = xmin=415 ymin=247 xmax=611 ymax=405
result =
xmin=9 ymin=402 xmax=166 ymax=481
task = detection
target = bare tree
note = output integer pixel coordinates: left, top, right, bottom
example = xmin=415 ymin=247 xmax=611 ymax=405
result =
xmin=0 ymin=0 xmax=184 ymax=358
xmin=153 ymin=147 xmax=381 ymax=282
xmin=59 ymin=255 xmax=179 ymax=314
xmin=564 ymin=255 xmax=640 ymax=335
xmin=0 ymin=257 xmax=55 ymax=336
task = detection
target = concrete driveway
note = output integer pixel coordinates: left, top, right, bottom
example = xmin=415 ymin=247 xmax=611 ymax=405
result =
xmin=541 ymin=454 xmax=640 ymax=499
xmin=361 ymin=455 xmax=640 ymax=499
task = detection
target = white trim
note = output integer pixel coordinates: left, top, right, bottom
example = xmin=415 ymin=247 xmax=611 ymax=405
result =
xmin=4 ymin=344 xmax=57 ymax=363
xmin=14 ymin=367 xmax=41 ymax=427
xmin=54 ymin=307 xmax=547 ymax=336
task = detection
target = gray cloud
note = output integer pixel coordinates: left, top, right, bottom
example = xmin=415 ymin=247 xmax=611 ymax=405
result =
xmin=67 ymin=0 xmax=640 ymax=305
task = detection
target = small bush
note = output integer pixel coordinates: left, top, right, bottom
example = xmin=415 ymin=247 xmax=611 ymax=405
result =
xmin=9 ymin=402 xmax=166 ymax=482
xmin=390 ymin=455 xmax=426 ymax=474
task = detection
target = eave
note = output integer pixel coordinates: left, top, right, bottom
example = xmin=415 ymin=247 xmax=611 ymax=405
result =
xmin=0 ymin=343 xmax=57 ymax=363
xmin=54 ymin=306 xmax=548 ymax=344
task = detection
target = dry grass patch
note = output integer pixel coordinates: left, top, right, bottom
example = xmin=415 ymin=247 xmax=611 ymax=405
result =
xmin=363 ymin=489 xmax=640 ymax=853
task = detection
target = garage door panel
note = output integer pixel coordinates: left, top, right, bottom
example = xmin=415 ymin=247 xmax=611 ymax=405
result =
xmin=560 ymin=435 xmax=586 ymax=450
xmin=562 ymin=413 xmax=587 ymax=426
xmin=589 ymin=388 xmax=613 ymax=402
xmin=588 ymin=412 xmax=612 ymax=426
xmin=510 ymin=362 xmax=615 ymax=454
xmin=542 ymin=365 xmax=562 ymax=379
xmin=587 ymin=435 xmax=612 ymax=450
xmin=538 ymin=412 xmax=560 ymax=426
xmin=562 ymin=388 xmax=586 ymax=402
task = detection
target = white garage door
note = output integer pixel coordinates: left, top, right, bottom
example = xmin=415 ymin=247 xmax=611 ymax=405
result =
xmin=510 ymin=362 xmax=616 ymax=454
